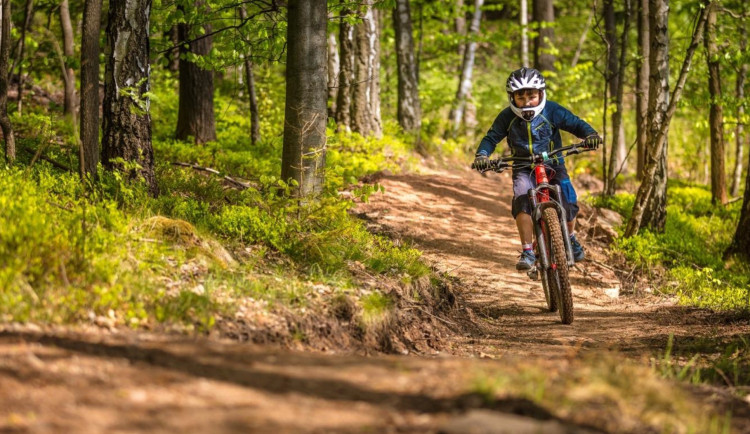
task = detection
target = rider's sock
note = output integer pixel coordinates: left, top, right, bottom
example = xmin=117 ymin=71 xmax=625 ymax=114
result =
xmin=522 ymin=243 xmax=533 ymax=251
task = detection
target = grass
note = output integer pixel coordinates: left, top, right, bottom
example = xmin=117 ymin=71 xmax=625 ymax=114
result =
xmin=470 ymin=353 xmax=731 ymax=433
xmin=587 ymin=180 xmax=750 ymax=311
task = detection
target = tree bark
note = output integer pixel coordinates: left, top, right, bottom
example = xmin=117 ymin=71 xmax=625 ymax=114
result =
xmin=327 ymin=31 xmax=339 ymax=118
xmin=175 ymin=3 xmax=217 ymax=144
xmin=450 ymin=0 xmax=483 ymax=136
xmin=725 ymin=142 xmax=750 ymax=260
xmin=520 ymin=0 xmax=529 ymax=67
xmin=705 ymin=0 xmax=727 ymax=205
xmin=0 ymin=0 xmax=15 ymax=163
xmin=606 ymin=0 xmax=631 ymax=196
xmin=393 ymin=0 xmax=422 ymax=134
xmin=240 ymin=6 xmax=260 ymax=146
xmin=533 ymin=0 xmax=555 ymax=72
xmin=369 ymin=9 xmax=382 ymax=138
xmin=624 ymin=0 xmax=709 ymax=237
xmin=456 ymin=0 xmax=465 ymax=60
xmin=101 ymin=0 xmax=157 ymax=195
xmin=352 ymin=1 xmax=382 ymax=137
xmin=281 ymin=0 xmax=327 ymax=198
xmin=13 ymin=0 xmax=33 ymax=114
xmin=335 ymin=4 xmax=354 ymax=131
xmin=731 ymin=19 xmax=747 ymax=198
xmin=635 ymin=0 xmax=649 ymax=180
xmin=80 ymin=0 xmax=102 ymax=178
xmin=60 ymin=0 xmax=77 ymax=117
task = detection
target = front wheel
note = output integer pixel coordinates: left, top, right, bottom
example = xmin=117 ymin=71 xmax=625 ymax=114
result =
xmin=542 ymin=208 xmax=574 ymax=324
xmin=539 ymin=251 xmax=558 ymax=313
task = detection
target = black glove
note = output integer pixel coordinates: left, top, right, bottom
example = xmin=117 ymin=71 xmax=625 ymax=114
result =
xmin=473 ymin=155 xmax=490 ymax=171
xmin=584 ymin=134 xmax=602 ymax=150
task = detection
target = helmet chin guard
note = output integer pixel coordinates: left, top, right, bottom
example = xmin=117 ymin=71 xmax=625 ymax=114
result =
xmin=506 ymin=67 xmax=547 ymax=121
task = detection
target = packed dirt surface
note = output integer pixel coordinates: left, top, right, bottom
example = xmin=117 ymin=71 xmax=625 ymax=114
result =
xmin=3 ymin=167 xmax=750 ymax=433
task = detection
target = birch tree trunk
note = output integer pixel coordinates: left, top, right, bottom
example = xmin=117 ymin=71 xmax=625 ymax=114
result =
xmin=450 ymin=0 xmax=483 ymax=136
xmin=175 ymin=3 xmax=217 ymax=144
xmin=393 ymin=0 xmax=422 ymax=134
xmin=80 ymin=0 xmax=102 ymax=178
xmin=636 ymin=0 xmax=649 ymax=179
xmin=625 ymin=0 xmax=709 ymax=237
xmin=352 ymin=2 xmax=382 ymax=137
xmin=335 ymin=4 xmax=354 ymax=131
xmin=281 ymin=0 xmax=327 ymax=198
xmin=327 ymin=32 xmax=339 ymax=118
xmin=456 ymin=0 xmax=465 ymax=60
xmin=101 ymin=0 xmax=157 ymax=195
xmin=520 ymin=0 xmax=529 ymax=67
xmin=705 ymin=0 xmax=727 ymax=205
xmin=60 ymin=0 xmax=77 ymax=117
xmin=0 ymin=0 xmax=15 ymax=163
xmin=533 ymin=0 xmax=555 ymax=72
xmin=731 ymin=19 xmax=747 ymax=198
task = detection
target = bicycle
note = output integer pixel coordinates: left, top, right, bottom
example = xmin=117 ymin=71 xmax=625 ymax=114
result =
xmin=472 ymin=142 xmax=593 ymax=324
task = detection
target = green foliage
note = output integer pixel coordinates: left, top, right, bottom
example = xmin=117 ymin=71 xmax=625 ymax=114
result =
xmin=592 ymin=183 xmax=750 ymax=311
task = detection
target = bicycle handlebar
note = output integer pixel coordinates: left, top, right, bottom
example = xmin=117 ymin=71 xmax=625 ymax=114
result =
xmin=472 ymin=141 xmax=594 ymax=173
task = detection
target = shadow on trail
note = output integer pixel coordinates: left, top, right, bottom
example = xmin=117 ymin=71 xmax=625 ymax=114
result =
xmin=0 ymin=331 xmax=588 ymax=428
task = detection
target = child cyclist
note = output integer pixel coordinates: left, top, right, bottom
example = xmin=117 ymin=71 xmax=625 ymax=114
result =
xmin=473 ymin=67 xmax=602 ymax=271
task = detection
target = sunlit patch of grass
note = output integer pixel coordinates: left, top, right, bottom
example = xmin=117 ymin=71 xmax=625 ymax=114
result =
xmin=469 ymin=353 xmax=729 ymax=433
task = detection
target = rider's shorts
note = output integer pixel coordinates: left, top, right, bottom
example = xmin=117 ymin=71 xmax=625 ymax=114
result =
xmin=511 ymin=164 xmax=579 ymax=222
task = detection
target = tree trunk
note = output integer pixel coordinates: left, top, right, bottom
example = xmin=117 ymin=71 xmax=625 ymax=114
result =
xmin=281 ymin=0 xmax=327 ymax=198
xmin=13 ymin=0 xmax=33 ymax=115
xmin=456 ymin=0 xmax=465 ymax=60
xmin=352 ymin=1 xmax=382 ymax=137
xmin=335 ymin=4 xmax=354 ymax=131
xmin=731 ymin=22 xmax=747 ymax=198
xmin=327 ymin=31 xmax=339 ymax=118
xmin=80 ymin=0 xmax=102 ymax=178
xmin=624 ymin=0 xmax=709 ymax=237
xmin=705 ymin=0 xmax=727 ymax=205
xmin=635 ymin=0 xmax=649 ymax=180
xmin=533 ymin=0 xmax=555 ymax=72
xmin=393 ymin=0 xmax=422 ymax=134
xmin=725 ymin=145 xmax=750 ymax=260
xmin=60 ymin=0 xmax=77 ymax=117
xmin=101 ymin=0 xmax=157 ymax=195
xmin=240 ymin=6 xmax=260 ymax=146
xmin=369 ymin=9 xmax=382 ymax=138
xmin=175 ymin=4 xmax=217 ymax=144
xmin=520 ymin=0 xmax=529 ymax=67
xmin=0 ymin=0 xmax=15 ymax=163
xmin=450 ymin=0 xmax=483 ymax=136
xmin=606 ymin=0 xmax=631 ymax=196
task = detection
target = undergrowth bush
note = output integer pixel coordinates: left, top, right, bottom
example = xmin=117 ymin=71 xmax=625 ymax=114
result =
xmin=589 ymin=181 xmax=750 ymax=310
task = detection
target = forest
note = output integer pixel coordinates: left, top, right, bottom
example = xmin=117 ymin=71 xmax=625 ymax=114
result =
xmin=1 ymin=0 xmax=750 ymax=432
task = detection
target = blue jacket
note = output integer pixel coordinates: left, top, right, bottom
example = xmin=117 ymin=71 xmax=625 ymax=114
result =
xmin=475 ymin=101 xmax=596 ymax=166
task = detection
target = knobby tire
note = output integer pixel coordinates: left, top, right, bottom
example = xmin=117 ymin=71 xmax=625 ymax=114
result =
xmin=539 ymin=234 xmax=558 ymax=313
xmin=542 ymin=208 xmax=574 ymax=324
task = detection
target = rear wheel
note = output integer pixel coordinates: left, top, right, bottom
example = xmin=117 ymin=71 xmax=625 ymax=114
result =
xmin=542 ymin=208 xmax=573 ymax=324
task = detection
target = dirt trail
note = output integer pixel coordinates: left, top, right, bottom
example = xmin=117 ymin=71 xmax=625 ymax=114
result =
xmin=357 ymin=168 xmax=750 ymax=359
xmin=3 ymin=167 xmax=750 ymax=433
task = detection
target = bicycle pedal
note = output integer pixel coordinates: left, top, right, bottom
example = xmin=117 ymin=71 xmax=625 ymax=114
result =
xmin=527 ymin=266 xmax=539 ymax=281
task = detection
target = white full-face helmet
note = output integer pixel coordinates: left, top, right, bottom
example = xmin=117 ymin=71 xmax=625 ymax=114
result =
xmin=506 ymin=67 xmax=547 ymax=121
